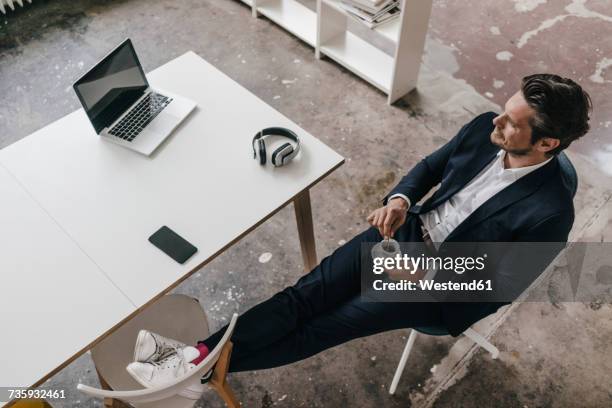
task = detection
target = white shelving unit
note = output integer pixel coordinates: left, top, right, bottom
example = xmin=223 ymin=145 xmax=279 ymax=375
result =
xmin=236 ymin=0 xmax=432 ymax=104
xmin=254 ymin=0 xmax=317 ymax=46
xmin=319 ymin=31 xmax=394 ymax=93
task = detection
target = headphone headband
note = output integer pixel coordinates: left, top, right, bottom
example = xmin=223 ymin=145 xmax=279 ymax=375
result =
xmin=252 ymin=127 xmax=301 ymax=167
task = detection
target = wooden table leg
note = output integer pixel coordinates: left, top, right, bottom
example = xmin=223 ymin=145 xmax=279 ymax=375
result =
xmin=294 ymin=189 xmax=317 ymax=273
xmin=209 ymin=342 xmax=240 ymax=408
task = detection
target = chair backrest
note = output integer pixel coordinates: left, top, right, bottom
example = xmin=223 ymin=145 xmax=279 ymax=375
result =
xmin=415 ymin=154 xmax=577 ymax=336
xmin=557 ymin=152 xmax=578 ymax=198
xmin=78 ymin=313 xmax=238 ymax=404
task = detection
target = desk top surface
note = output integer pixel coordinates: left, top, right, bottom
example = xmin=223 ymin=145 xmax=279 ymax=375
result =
xmin=0 ymin=51 xmax=344 ymax=306
xmin=0 ymin=51 xmax=343 ymax=392
xmin=0 ymin=165 xmax=135 ymax=392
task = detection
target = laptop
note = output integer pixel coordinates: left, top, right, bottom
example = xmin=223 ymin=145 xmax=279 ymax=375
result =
xmin=73 ymin=39 xmax=196 ymax=156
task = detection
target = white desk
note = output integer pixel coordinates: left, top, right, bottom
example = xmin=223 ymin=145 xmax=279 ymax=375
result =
xmin=0 ymin=51 xmax=343 ymax=405
xmin=0 ymin=165 xmax=135 ymax=396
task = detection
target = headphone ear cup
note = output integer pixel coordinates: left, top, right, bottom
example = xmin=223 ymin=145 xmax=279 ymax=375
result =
xmin=281 ymin=146 xmax=294 ymax=166
xmin=258 ymin=139 xmax=266 ymax=165
xmin=271 ymin=143 xmax=293 ymax=166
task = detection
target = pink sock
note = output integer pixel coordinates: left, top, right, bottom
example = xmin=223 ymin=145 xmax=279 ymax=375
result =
xmin=190 ymin=343 xmax=210 ymax=365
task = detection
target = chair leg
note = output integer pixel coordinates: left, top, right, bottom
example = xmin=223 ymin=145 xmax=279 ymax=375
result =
xmin=463 ymin=328 xmax=499 ymax=359
xmin=95 ymin=367 xmax=125 ymax=408
xmin=96 ymin=367 xmax=113 ymax=407
xmin=209 ymin=341 xmax=240 ymax=408
xmin=389 ymin=329 xmax=418 ymax=395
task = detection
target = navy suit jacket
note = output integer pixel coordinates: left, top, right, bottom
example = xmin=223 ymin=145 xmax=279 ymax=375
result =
xmin=386 ymin=111 xmax=575 ymax=335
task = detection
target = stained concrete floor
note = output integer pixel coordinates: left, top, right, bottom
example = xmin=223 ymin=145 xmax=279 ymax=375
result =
xmin=1 ymin=0 xmax=611 ymax=407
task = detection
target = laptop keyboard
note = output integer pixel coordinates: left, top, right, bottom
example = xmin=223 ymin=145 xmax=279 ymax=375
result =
xmin=108 ymin=92 xmax=173 ymax=142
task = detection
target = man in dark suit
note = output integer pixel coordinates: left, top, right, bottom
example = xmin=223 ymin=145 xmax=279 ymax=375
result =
xmin=128 ymin=74 xmax=593 ymax=382
xmin=198 ymin=73 xmax=593 ymax=371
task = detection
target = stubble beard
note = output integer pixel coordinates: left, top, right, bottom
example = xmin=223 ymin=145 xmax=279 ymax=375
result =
xmin=491 ymin=129 xmax=532 ymax=156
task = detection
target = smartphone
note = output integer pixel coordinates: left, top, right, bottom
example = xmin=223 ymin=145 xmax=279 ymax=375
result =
xmin=148 ymin=226 xmax=198 ymax=264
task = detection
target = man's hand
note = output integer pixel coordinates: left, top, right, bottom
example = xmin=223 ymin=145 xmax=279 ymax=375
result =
xmin=367 ymin=198 xmax=408 ymax=239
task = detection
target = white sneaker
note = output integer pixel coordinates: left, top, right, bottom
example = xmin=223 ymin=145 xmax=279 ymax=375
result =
xmin=133 ymin=330 xmax=187 ymax=363
xmin=126 ymin=346 xmax=205 ymax=400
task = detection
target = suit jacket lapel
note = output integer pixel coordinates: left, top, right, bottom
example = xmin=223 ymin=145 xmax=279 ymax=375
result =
xmin=420 ymin=144 xmax=499 ymax=213
xmin=445 ymin=157 xmax=558 ymax=242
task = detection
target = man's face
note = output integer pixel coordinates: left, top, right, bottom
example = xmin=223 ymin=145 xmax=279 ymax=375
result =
xmin=491 ymin=91 xmax=536 ymax=156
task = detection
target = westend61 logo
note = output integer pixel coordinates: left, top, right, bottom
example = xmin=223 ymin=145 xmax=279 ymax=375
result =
xmin=363 ymin=241 xmax=612 ymax=303
xmin=368 ymin=250 xmax=493 ymax=295
xmin=372 ymin=253 xmax=487 ymax=275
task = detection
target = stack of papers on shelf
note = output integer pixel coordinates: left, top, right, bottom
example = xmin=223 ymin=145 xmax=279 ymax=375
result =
xmin=340 ymin=0 xmax=401 ymax=28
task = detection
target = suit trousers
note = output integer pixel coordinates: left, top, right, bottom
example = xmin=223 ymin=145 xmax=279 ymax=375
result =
xmin=200 ymin=214 xmax=444 ymax=372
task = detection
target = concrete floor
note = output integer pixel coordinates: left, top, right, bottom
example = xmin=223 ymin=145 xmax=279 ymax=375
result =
xmin=1 ymin=0 xmax=611 ymax=407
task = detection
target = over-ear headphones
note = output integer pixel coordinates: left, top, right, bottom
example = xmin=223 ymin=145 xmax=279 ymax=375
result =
xmin=252 ymin=127 xmax=301 ymax=167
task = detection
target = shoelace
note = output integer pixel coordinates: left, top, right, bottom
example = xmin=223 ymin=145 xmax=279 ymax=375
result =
xmin=151 ymin=346 xmax=193 ymax=378
xmin=152 ymin=333 xmax=182 ymax=361
xmin=157 ymin=346 xmax=179 ymax=361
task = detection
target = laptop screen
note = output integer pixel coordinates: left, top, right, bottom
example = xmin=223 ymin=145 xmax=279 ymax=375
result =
xmin=73 ymin=39 xmax=148 ymax=133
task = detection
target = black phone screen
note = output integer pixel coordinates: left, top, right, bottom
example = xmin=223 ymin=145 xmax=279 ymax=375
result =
xmin=148 ymin=226 xmax=198 ymax=264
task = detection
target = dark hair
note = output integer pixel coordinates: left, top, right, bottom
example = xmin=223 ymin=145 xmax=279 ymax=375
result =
xmin=521 ymin=74 xmax=592 ymax=156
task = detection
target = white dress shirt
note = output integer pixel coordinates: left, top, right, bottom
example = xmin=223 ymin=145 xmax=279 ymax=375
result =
xmin=389 ymin=150 xmax=552 ymax=244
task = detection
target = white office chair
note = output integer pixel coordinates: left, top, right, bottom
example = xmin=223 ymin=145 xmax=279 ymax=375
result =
xmin=77 ymin=294 xmax=239 ymax=407
xmin=389 ymin=153 xmax=578 ymax=395
xmin=388 ymin=325 xmax=499 ymax=395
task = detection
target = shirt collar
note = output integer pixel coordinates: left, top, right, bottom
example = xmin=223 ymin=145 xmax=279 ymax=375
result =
xmin=496 ymin=150 xmax=553 ymax=181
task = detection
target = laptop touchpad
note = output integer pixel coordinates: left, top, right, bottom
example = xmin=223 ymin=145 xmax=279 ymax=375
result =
xmin=147 ymin=111 xmax=179 ymax=134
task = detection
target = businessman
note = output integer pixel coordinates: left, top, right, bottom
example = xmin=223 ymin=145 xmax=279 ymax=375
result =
xmin=126 ymin=74 xmax=592 ymax=385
